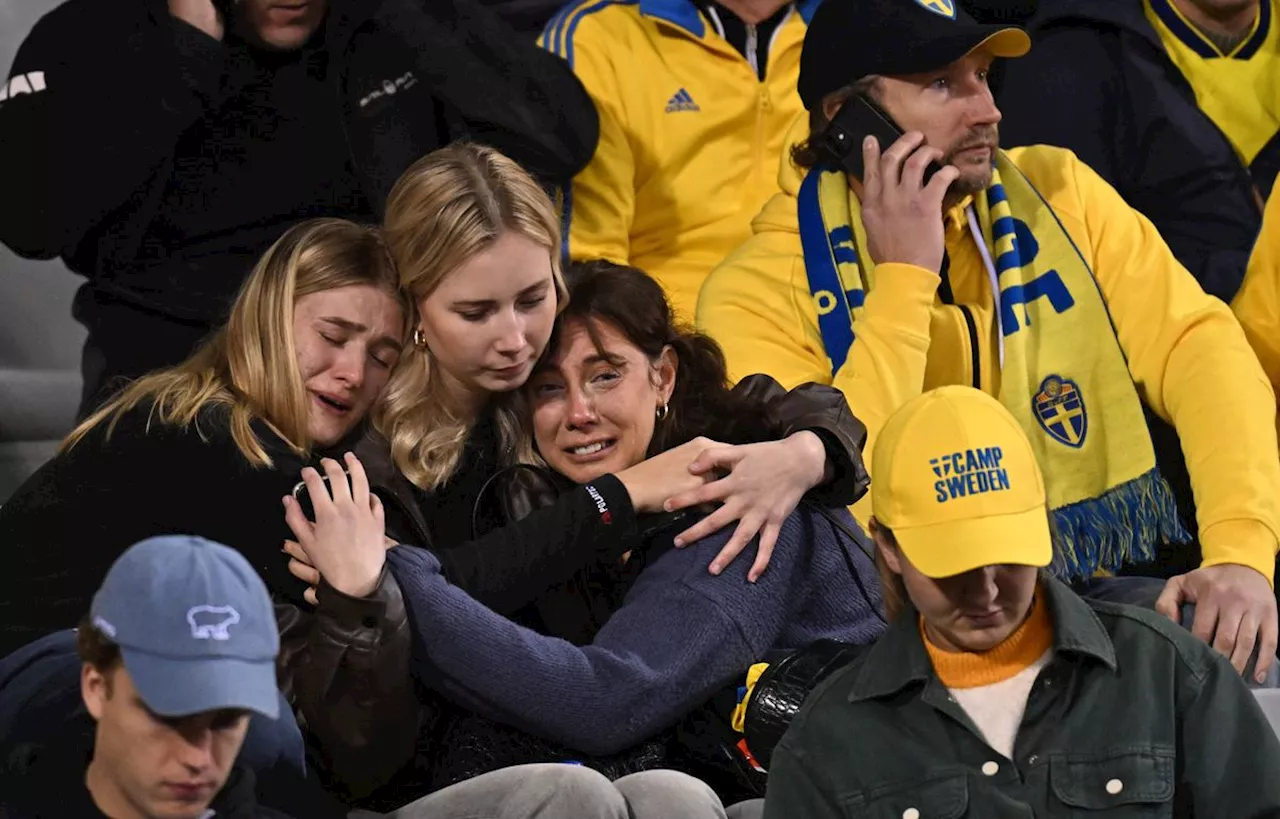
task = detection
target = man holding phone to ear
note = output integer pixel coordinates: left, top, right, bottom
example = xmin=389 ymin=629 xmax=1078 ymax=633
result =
xmin=698 ymin=0 xmax=1280 ymax=683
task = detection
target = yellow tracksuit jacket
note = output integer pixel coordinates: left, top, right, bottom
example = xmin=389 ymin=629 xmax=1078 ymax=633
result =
xmin=540 ymin=0 xmax=817 ymax=321
xmin=698 ymin=119 xmax=1280 ymax=582
xmin=1235 ymin=188 xmax=1280 ymax=440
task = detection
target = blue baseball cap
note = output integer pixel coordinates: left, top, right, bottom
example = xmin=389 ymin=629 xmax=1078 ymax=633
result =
xmin=89 ymin=536 xmax=280 ymax=719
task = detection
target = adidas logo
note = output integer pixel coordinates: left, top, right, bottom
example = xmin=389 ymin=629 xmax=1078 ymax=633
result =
xmin=664 ymin=88 xmax=701 ymax=113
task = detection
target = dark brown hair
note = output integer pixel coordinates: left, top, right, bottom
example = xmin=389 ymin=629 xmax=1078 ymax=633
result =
xmin=870 ymin=521 xmax=911 ymax=623
xmin=540 ymin=261 xmax=773 ymax=457
xmin=76 ymin=615 xmax=123 ymax=691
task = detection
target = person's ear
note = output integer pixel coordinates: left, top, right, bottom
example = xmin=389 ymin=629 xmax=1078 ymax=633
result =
xmin=822 ymin=92 xmax=847 ymax=125
xmin=870 ymin=518 xmax=904 ymax=575
xmin=82 ymin=663 xmax=109 ymax=721
xmin=654 ymin=345 xmax=678 ymax=406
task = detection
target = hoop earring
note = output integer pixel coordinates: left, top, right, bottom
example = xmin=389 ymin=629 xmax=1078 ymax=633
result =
xmin=655 ymin=403 xmax=669 ymax=421
xmin=412 ymin=327 xmax=429 ymax=350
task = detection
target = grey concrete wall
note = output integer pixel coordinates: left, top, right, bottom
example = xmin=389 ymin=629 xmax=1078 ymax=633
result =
xmin=1 ymin=0 xmax=85 ymax=499
xmin=0 ymin=0 xmax=84 ymax=370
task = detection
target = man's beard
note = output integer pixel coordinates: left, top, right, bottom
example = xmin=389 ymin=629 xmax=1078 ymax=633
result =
xmin=943 ymin=127 xmax=1000 ymax=200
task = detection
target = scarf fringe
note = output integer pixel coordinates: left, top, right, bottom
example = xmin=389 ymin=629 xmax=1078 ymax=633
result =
xmin=1049 ymin=468 xmax=1191 ymax=580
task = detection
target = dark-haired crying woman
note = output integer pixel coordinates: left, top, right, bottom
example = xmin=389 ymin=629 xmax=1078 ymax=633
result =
xmin=285 ymin=260 xmax=886 ymax=803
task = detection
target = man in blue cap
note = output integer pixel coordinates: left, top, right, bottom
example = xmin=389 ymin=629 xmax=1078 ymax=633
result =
xmin=0 ymin=535 xmax=291 ymax=819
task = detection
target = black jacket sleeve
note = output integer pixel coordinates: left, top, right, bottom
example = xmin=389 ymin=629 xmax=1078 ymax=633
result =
xmin=997 ymin=24 xmax=1257 ymax=303
xmin=376 ymin=0 xmax=598 ymax=188
xmin=433 ymin=474 xmax=640 ymax=615
xmin=431 ymin=379 xmax=869 ymax=612
xmin=732 ymin=375 xmax=870 ymax=508
xmin=0 ymin=0 xmax=226 ymax=264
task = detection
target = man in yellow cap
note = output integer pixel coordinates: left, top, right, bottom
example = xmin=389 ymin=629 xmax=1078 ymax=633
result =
xmin=763 ymin=386 xmax=1280 ymax=819
xmin=698 ymin=0 xmax=1280 ymax=681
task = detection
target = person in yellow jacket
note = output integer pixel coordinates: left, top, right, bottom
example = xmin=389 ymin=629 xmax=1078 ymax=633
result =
xmin=1235 ymin=188 xmax=1280 ymax=442
xmin=540 ymin=0 xmax=817 ymax=321
xmin=698 ymin=0 xmax=1280 ymax=681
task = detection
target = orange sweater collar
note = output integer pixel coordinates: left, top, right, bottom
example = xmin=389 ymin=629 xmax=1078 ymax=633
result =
xmin=923 ymin=590 xmax=1053 ymax=689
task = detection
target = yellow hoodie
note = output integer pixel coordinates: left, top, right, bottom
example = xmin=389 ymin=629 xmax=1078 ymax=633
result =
xmin=1235 ymin=188 xmax=1280 ymax=443
xmin=541 ymin=0 xmax=817 ymax=322
xmin=698 ymin=116 xmax=1280 ymax=582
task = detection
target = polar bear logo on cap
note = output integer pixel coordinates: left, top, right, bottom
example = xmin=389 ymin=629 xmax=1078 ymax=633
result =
xmin=187 ymin=605 xmax=241 ymax=641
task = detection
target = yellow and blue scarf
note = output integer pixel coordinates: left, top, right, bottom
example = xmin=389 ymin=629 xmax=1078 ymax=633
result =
xmin=799 ymin=154 xmax=1190 ymax=579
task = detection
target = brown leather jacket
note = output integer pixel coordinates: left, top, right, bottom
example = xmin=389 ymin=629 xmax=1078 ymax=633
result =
xmin=275 ymin=569 xmax=417 ymax=801
xmin=289 ymin=376 xmax=869 ymax=798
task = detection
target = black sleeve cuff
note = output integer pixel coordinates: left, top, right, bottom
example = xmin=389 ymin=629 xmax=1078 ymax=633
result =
xmin=579 ymin=473 xmax=641 ymax=560
xmin=804 ymin=427 xmax=864 ymax=508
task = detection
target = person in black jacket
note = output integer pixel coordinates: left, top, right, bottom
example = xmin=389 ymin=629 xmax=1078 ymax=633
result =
xmin=284 ymin=261 xmax=882 ymax=805
xmin=370 ymin=143 xmax=869 ymax=576
xmin=0 ymin=0 xmax=598 ymax=417
xmin=996 ymin=0 xmax=1269 ymax=305
xmin=0 ymin=199 xmax=863 ymax=802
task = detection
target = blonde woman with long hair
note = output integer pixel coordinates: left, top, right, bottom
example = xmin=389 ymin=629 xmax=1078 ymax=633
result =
xmin=1 ymin=218 xmax=411 ymax=653
xmin=273 ymin=144 xmax=868 ymax=804
xmin=0 ymin=218 xmax=432 ymax=807
xmin=357 ymin=143 xmax=864 ymax=586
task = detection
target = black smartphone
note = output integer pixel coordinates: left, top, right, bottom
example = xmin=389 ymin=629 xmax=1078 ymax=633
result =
xmin=816 ymin=94 xmax=944 ymax=185
xmin=291 ymin=468 xmax=349 ymax=521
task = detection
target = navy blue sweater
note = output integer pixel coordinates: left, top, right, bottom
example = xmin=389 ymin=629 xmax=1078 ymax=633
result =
xmin=385 ymin=504 xmax=885 ymax=756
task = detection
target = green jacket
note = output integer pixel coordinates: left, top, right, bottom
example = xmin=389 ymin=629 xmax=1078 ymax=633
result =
xmin=764 ymin=578 xmax=1280 ymax=818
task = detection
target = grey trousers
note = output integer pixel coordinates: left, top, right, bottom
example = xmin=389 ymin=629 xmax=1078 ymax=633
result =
xmin=351 ymin=764 xmax=758 ymax=819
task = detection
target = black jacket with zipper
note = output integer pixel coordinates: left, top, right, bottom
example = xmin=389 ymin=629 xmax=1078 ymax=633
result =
xmin=996 ymin=0 xmax=1268 ymax=304
xmin=0 ymin=0 xmax=597 ymax=326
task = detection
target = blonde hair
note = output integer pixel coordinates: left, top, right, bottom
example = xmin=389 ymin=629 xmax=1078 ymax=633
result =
xmin=63 ymin=219 xmax=408 ymax=467
xmin=377 ymin=143 xmax=567 ymax=491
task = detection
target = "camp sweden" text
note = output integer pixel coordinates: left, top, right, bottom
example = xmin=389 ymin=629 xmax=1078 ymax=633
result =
xmin=933 ymin=447 xmax=1010 ymax=503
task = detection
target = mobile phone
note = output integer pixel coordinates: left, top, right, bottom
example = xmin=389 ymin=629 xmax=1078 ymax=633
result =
xmin=816 ymin=94 xmax=944 ymax=185
xmin=291 ymin=468 xmax=349 ymax=521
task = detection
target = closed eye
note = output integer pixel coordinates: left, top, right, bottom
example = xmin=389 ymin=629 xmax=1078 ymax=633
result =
xmin=532 ymin=381 xmax=564 ymax=397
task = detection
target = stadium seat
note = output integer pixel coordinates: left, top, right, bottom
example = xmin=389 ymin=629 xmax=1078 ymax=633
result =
xmin=0 ymin=0 xmax=86 ymax=504
xmin=1255 ymin=689 xmax=1280 ymax=740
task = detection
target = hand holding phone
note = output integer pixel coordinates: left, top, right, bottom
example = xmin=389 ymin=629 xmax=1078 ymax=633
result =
xmin=818 ymin=96 xmax=959 ymax=273
xmin=282 ymin=454 xmax=387 ymax=600
xmin=817 ymin=95 xmax=945 ymax=184
xmin=291 ymin=464 xmax=350 ymax=522
xmin=862 ymin=131 xmax=960 ymax=273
